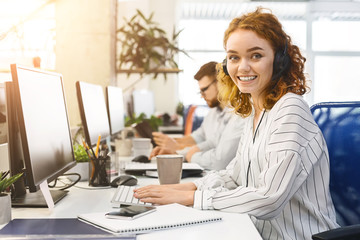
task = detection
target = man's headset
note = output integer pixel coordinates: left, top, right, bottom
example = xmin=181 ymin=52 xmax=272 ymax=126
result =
xmin=222 ymin=42 xmax=290 ymax=80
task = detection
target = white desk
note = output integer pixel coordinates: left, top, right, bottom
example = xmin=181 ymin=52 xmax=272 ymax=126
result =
xmin=8 ymin=176 xmax=262 ymax=240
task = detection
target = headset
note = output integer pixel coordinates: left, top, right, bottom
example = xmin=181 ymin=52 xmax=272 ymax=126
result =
xmin=222 ymin=42 xmax=290 ymax=80
xmin=222 ymin=58 xmax=229 ymax=76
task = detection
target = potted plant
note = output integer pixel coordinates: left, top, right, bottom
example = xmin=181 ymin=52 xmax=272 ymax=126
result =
xmin=125 ymin=112 xmax=163 ymax=132
xmin=0 ymin=171 xmax=23 ymax=224
xmin=125 ymin=113 xmax=163 ymax=147
xmin=117 ymin=9 xmax=188 ymax=79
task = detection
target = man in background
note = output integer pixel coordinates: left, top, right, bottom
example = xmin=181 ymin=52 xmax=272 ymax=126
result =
xmin=151 ymin=61 xmax=245 ymax=170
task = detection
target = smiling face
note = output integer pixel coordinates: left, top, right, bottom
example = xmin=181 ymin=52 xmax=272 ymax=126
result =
xmin=225 ymin=29 xmax=275 ymax=105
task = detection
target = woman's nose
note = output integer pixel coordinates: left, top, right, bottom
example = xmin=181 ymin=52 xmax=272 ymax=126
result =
xmin=238 ymin=59 xmax=251 ymax=73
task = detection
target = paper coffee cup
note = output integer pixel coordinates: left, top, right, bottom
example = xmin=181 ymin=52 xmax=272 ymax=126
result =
xmin=156 ymin=155 xmax=183 ymax=184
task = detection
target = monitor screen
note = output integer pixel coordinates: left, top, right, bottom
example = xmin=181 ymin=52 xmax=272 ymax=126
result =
xmin=8 ymin=64 xmax=76 ymax=206
xmin=132 ymin=89 xmax=155 ymax=118
xmin=106 ymin=86 xmax=125 ymax=136
xmin=76 ymin=81 xmax=110 ymax=147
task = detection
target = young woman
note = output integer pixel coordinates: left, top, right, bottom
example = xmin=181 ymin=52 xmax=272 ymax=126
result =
xmin=134 ymin=8 xmax=339 ymax=239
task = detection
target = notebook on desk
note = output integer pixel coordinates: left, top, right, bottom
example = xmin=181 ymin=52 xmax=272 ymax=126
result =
xmin=78 ymin=203 xmax=222 ymax=235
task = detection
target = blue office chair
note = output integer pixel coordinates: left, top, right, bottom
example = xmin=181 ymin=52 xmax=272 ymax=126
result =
xmin=311 ymin=102 xmax=360 ymax=240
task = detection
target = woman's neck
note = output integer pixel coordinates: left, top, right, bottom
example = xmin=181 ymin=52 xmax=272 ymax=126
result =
xmin=252 ymin=97 xmax=264 ymax=131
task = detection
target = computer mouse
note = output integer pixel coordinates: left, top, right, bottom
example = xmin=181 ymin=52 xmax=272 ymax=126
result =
xmin=110 ymin=175 xmax=138 ymax=187
xmin=132 ymin=155 xmax=150 ymax=163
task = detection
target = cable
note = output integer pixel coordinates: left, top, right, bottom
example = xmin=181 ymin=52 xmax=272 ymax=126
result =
xmin=48 ymin=173 xmax=81 ymax=191
xmin=246 ymin=110 xmax=266 ymax=187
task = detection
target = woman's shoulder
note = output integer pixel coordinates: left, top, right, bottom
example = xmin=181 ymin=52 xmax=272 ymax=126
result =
xmin=273 ymin=92 xmax=310 ymax=113
xmin=270 ymin=93 xmax=317 ymax=132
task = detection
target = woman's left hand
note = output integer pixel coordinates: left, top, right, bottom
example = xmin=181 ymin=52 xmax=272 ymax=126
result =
xmin=133 ymin=185 xmax=195 ymax=206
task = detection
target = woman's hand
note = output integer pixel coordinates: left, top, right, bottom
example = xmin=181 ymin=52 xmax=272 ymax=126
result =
xmin=185 ymin=145 xmax=200 ymax=162
xmin=149 ymin=146 xmax=177 ymax=159
xmin=134 ymin=183 xmax=197 ymax=206
xmin=152 ymin=132 xmax=180 ymax=150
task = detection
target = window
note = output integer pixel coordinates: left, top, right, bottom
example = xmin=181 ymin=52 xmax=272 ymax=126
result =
xmin=178 ymin=19 xmax=228 ymax=106
xmin=0 ymin=0 xmax=55 ymax=82
xmin=312 ymin=18 xmax=360 ymax=103
xmin=178 ymin=1 xmax=360 ymax=106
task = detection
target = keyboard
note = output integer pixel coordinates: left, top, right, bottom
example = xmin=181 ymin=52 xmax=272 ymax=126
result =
xmin=111 ymin=185 xmax=153 ymax=208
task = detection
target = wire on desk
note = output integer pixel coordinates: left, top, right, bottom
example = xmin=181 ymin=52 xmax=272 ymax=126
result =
xmin=48 ymin=173 xmax=81 ymax=190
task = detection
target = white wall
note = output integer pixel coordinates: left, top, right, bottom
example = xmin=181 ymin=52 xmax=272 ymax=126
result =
xmin=56 ymin=0 xmax=117 ymax=127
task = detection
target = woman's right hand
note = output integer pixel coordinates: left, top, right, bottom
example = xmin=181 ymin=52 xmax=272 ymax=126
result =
xmin=133 ymin=182 xmax=197 ymax=206
xmin=152 ymin=132 xmax=179 ymax=150
xmin=149 ymin=146 xmax=177 ymax=159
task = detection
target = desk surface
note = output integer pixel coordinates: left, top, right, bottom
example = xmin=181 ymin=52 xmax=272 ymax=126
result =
xmin=8 ymin=176 xmax=261 ymax=240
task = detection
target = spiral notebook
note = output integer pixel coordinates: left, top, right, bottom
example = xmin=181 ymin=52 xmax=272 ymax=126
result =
xmin=78 ymin=203 xmax=222 ymax=234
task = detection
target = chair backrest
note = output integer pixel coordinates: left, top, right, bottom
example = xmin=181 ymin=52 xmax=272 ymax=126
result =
xmin=311 ymin=102 xmax=360 ymax=226
xmin=184 ymin=105 xmax=197 ymax=136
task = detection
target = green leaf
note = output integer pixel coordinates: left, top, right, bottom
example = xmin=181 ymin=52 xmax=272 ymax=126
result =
xmin=0 ymin=172 xmax=23 ymax=193
xmin=73 ymin=144 xmax=89 ymax=162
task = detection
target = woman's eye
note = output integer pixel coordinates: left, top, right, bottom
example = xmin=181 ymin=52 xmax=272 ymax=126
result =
xmin=228 ymin=56 xmax=239 ymax=62
xmin=252 ymin=53 xmax=262 ymax=59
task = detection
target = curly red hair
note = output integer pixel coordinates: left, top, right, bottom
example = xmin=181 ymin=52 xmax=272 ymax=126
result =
xmin=218 ymin=7 xmax=308 ymax=117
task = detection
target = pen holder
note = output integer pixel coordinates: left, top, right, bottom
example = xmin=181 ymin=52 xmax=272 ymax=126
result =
xmin=89 ymin=154 xmax=111 ymax=187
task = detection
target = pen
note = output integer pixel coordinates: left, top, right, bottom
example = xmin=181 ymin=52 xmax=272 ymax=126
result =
xmin=95 ymin=135 xmax=101 ymax=158
xmin=83 ymin=139 xmax=96 ymax=180
xmin=82 ymin=139 xmax=92 ymax=159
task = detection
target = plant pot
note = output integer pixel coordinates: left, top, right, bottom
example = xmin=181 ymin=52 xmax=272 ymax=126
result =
xmin=66 ymin=162 xmax=89 ymax=181
xmin=0 ymin=193 xmax=11 ymax=225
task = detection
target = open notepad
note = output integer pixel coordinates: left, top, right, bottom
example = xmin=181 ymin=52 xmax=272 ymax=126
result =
xmin=78 ymin=203 xmax=222 ymax=234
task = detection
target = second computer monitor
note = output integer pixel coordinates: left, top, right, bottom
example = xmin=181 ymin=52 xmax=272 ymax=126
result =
xmin=76 ymin=81 xmax=110 ymax=147
xmin=132 ymin=89 xmax=155 ymax=118
xmin=106 ymin=86 xmax=125 ymax=137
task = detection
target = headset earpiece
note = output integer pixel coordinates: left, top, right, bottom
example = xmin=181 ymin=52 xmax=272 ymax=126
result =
xmin=222 ymin=59 xmax=229 ymax=76
xmin=272 ymin=42 xmax=290 ymax=81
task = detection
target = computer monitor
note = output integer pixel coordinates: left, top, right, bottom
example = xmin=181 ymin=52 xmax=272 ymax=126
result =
xmin=76 ymin=81 xmax=110 ymax=147
xmin=132 ymin=89 xmax=155 ymax=118
xmin=106 ymin=86 xmax=125 ymax=138
xmin=7 ymin=64 xmax=76 ymax=207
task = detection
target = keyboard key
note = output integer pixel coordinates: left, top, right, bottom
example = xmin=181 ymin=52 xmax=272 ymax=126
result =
xmin=111 ymin=185 xmax=152 ymax=207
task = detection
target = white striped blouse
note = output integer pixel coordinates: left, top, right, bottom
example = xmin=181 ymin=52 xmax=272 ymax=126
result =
xmin=193 ymin=93 xmax=339 ymax=240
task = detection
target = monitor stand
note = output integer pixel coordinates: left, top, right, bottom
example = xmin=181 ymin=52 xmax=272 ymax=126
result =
xmin=11 ymin=189 xmax=68 ymax=208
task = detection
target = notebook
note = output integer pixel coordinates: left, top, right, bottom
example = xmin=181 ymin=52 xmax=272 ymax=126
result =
xmin=78 ymin=203 xmax=222 ymax=234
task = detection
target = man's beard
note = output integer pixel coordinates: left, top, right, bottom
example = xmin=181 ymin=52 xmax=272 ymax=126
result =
xmin=206 ymin=98 xmax=220 ymax=108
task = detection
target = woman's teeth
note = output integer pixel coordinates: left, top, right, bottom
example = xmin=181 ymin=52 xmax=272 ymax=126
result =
xmin=238 ymin=76 xmax=256 ymax=81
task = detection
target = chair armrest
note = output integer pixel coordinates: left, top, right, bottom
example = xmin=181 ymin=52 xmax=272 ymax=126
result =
xmin=312 ymin=224 xmax=360 ymax=240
